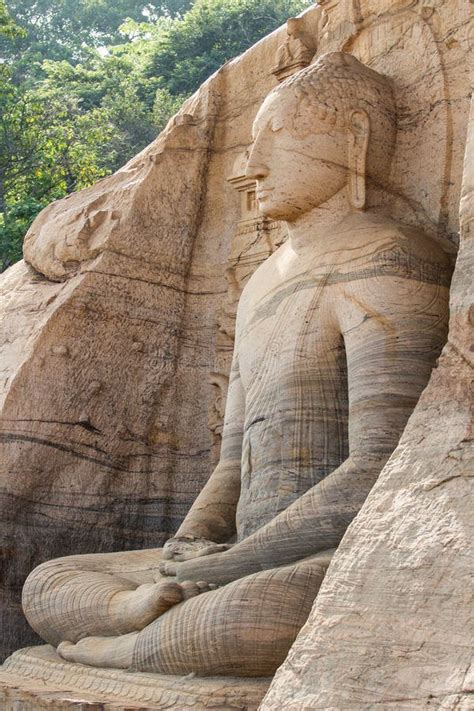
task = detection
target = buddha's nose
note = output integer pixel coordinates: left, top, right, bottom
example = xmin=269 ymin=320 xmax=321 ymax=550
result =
xmin=245 ymin=145 xmax=269 ymax=180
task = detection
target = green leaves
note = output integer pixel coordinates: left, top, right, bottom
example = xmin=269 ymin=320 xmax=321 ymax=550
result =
xmin=0 ymin=0 xmax=24 ymax=38
xmin=0 ymin=74 xmax=114 ymax=269
xmin=0 ymin=0 xmax=313 ymax=271
xmin=0 ymin=197 xmax=44 ymax=269
xmin=145 ymin=0 xmax=312 ymax=94
xmin=1 ymin=1 xmax=192 ymax=69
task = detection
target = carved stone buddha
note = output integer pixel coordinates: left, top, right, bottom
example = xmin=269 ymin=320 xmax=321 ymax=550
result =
xmin=21 ymin=52 xmax=451 ymax=677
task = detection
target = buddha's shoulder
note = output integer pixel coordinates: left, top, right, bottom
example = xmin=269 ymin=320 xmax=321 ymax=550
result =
xmin=343 ymin=214 xmax=451 ymax=284
xmin=363 ymin=218 xmax=452 ymax=267
xmin=239 ymin=243 xmax=288 ymax=301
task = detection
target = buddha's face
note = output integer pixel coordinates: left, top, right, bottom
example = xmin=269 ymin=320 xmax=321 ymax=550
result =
xmin=245 ymin=88 xmax=348 ymax=221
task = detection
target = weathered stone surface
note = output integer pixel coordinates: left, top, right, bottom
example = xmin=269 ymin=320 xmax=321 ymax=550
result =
xmin=261 ymin=32 xmax=474 ymax=711
xmin=13 ymin=40 xmax=455 ymax=684
xmin=0 ymin=24 xmax=287 ymax=660
xmin=0 ymin=646 xmax=269 ymax=709
xmin=0 ymin=0 xmax=472 ymax=705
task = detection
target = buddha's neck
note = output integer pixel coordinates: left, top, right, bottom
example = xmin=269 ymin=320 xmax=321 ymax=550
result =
xmin=286 ymin=188 xmax=359 ymax=256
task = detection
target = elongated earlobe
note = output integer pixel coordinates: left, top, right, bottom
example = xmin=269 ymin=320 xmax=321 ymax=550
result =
xmin=348 ymin=109 xmax=370 ymax=210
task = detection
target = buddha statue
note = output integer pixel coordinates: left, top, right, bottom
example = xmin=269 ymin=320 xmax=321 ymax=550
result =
xmin=21 ymin=52 xmax=451 ymax=677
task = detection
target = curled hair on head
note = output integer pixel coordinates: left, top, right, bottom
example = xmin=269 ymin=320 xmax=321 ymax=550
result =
xmin=274 ymin=52 xmax=397 ymax=183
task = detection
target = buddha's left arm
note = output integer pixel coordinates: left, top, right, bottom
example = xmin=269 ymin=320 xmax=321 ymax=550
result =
xmin=175 ymin=273 xmax=450 ymax=585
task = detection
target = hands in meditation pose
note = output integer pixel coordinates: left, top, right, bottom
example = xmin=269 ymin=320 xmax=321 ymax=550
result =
xmin=22 ymin=53 xmax=451 ymax=677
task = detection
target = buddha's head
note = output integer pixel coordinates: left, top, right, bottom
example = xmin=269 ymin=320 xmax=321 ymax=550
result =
xmin=246 ymin=52 xmax=396 ymax=221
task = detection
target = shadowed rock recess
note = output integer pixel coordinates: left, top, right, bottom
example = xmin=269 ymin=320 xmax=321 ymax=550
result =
xmin=0 ymin=1 xmax=472 ymax=709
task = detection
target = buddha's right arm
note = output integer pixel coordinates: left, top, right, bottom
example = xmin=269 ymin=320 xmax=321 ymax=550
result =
xmin=172 ymin=354 xmax=245 ymax=544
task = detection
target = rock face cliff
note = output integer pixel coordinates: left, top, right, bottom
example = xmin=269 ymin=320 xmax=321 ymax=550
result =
xmin=0 ymin=23 xmax=288 ymax=660
xmin=0 ymin=6 xmax=472 ymax=709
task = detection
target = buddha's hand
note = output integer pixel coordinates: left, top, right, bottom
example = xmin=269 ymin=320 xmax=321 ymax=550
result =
xmin=159 ymin=559 xmax=182 ymax=577
xmin=160 ymin=547 xmax=263 ymax=587
xmin=162 ymin=534 xmax=233 ymax=561
xmin=153 ymin=567 xmax=218 ymax=594
xmin=159 ymin=549 xmax=244 ymax=586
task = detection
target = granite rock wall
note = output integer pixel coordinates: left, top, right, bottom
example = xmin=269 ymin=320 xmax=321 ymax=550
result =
xmin=0 ymin=31 xmax=286 ymax=659
xmin=0 ymin=6 xmax=471 ymax=701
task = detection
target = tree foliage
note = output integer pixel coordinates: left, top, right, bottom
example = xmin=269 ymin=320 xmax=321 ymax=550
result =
xmin=146 ymin=0 xmax=311 ymax=94
xmin=1 ymin=1 xmax=192 ymax=70
xmin=0 ymin=0 xmax=24 ymax=38
xmin=0 ymin=74 xmax=115 ymax=267
xmin=0 ymin=0 xmax=312 ymax=270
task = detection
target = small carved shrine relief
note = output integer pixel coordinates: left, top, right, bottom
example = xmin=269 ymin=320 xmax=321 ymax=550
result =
xmin=208 ymin=152 xmax=287 ymax=459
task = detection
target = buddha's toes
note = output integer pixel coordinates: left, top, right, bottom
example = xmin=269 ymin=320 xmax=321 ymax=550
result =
xmin=109 ymin=581 xmax=183 ymax=632
xmin=179 ymin=579 xmax=218 ymax=599
xmin=108 ymin=580 xmax=217 ymax=634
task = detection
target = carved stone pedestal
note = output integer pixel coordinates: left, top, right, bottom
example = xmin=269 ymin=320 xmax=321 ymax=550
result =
xmin=0 ymin=646 xmax=271 ymax=710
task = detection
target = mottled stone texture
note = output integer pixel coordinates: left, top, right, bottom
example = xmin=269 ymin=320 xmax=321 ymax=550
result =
xmin=0 ymin=646 xmax=269 ymax=710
